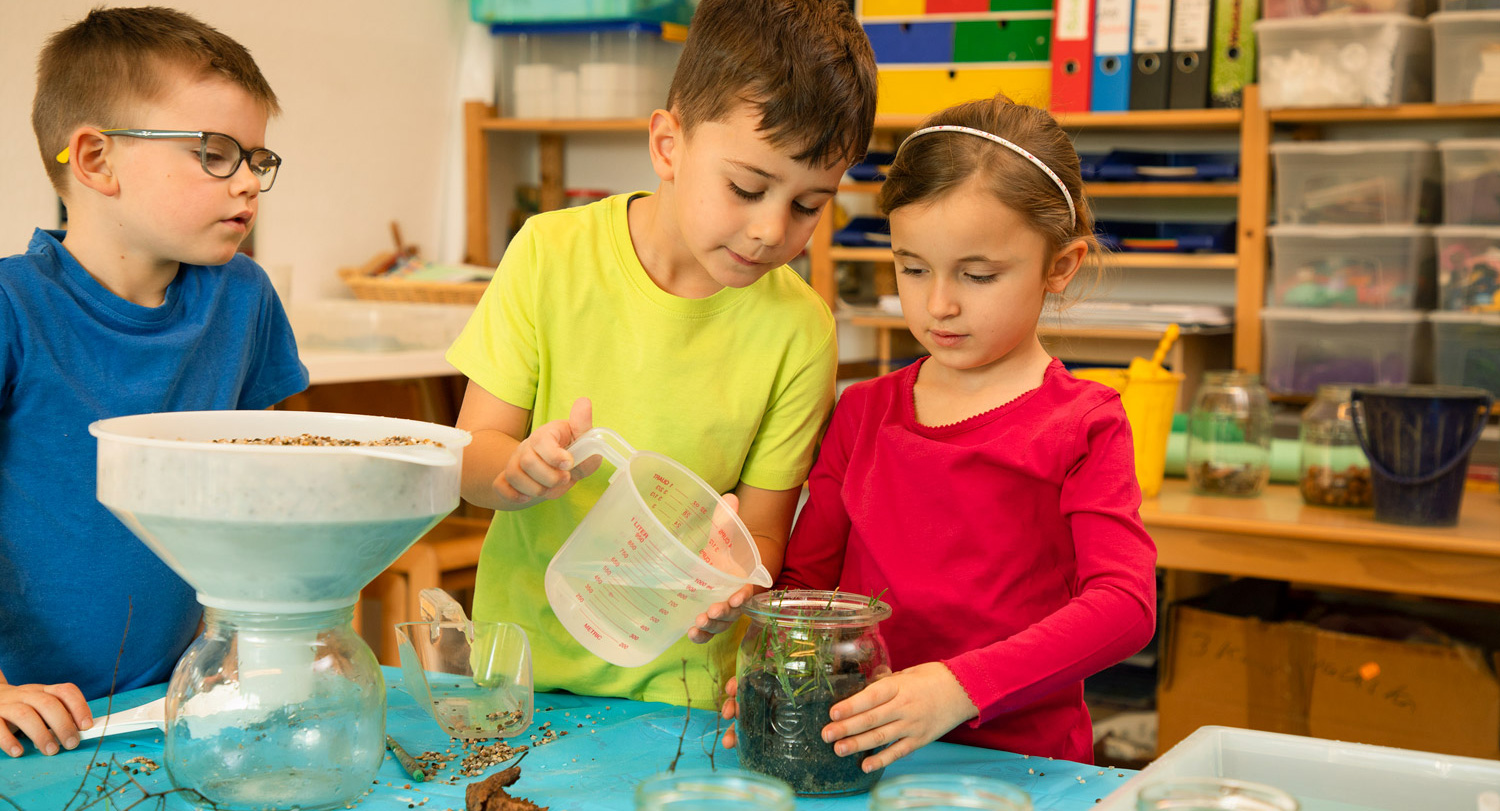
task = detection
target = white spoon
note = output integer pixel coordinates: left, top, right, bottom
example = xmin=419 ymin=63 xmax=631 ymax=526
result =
xmin=77 ymin=697 xmax=166 ymax=741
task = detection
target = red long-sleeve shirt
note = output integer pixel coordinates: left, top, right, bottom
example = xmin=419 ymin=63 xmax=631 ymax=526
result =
xmin=779 ymin=357 xmax=1157 ymax=762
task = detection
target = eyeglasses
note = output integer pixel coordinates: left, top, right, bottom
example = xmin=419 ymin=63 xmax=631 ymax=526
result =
xmin=55 ymin=129 xmax=281 ymax=192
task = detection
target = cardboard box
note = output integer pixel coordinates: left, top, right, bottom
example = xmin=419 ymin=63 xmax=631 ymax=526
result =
xmin=1158 ymin=601 xmax=1500 ymax=759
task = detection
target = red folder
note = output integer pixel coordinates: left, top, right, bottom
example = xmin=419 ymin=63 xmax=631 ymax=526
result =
xmin=1051 ymin=0 xmax=1096 ymax=113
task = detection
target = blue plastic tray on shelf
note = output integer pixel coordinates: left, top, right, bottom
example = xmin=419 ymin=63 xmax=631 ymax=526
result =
xmin=1079 ymin=152 xmax=1108 ymax=182
xmin=1095 ymin=220 xmax=1237 ymax=253
xmin=1093 ymin=150 xmax=1239 ymax=182
xmin=846 ymin=151 xmax=895 ymax=183
xmin=472 ymin=0 xmax=694 ymax=26
xmin=833 ymin=216 xmax=892 ymax=248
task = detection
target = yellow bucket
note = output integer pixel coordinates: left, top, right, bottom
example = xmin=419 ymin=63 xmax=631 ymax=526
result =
xmin=1073 ymin=368 xmax=1183 ymax=498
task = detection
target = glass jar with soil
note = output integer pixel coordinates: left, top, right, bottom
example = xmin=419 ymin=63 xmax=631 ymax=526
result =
xmin=735 ymin=589 xmax=892 ymax=797
xmin=1186 ymin=371 xmax=1274 ymax=497
xmin=1297 ymin=383 xmax=1372 ymax=507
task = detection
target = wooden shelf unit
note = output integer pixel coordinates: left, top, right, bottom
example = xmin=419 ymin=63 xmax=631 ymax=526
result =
xmin=459 ymin=91 xmax=1500 ymax=381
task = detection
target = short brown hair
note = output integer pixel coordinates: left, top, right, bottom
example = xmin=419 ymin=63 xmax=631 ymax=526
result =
xmin=878 ymin=94 xmax=1104 ymax=301
xmin=32 ymin=6 xmax=280 ymax=193
xmin=666 ymin=0 xmax=877 ymax=169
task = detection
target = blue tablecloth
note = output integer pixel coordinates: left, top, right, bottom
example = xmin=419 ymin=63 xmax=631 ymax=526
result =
xmin=0 ymin=667 xmax=1135 ymax=809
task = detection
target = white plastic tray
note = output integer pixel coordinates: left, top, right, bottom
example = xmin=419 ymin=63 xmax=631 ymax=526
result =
xmin=1097 ymin=726 xmax=1500 ymax=811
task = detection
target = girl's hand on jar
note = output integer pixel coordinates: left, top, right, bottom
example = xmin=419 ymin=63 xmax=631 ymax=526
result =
xmin=820 ymin=661 xmax=978 ymax=773
xmin=718 ymin=676 xmax=740 ymax=750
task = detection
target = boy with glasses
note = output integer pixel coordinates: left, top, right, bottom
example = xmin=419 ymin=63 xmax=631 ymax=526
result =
xmin=446 ymin=0 xmax=876 ymax=709
xmin=0 ymin=8 xmax=307 ymax=757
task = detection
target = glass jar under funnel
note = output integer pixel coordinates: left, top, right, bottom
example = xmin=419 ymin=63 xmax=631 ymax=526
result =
xmin=90 ymin=410 xmax=471 ymax=810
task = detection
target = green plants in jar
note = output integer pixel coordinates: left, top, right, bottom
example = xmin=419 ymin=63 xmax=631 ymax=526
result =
xmin=735 ymin=589 xmax=891 ymax=797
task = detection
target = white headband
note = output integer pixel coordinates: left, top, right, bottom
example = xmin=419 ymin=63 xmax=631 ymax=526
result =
xmin=897 ymin=124 xmax=1077 ymax=228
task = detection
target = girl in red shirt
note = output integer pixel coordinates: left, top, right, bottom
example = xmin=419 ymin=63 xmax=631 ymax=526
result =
xmin=696 ymin=92 xmax=1157 ymax=771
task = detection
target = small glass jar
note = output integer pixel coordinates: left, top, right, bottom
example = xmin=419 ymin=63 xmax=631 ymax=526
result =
xmin=635 ymin=769 xmax=795 ymax=811
xmin=735 ymin=589 xmax=892 ymax=797
xmin=1136 ymin=777 xmax=1299 ymax=810
xmin=1187 ymin=371 xmax=1274 ymax=497
xmin=164 ymin=604 xmax=386 ymax=810
xmin=870 ymin=774 xmax=1033 ymax=810
xmin=1298 ymin=384 xmax=1373 ymax=507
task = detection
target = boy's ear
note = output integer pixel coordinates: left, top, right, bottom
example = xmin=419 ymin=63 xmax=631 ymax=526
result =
xmin=67 ymin=128 xmax=120 ymax=198
xmin=1046 ymin=238 xmax=1088 ymax=294
xmin=646 ymin=108 xmax=683 ymax=183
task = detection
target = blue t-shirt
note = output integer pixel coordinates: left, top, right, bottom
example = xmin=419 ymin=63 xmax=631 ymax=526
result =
xmin=0 ymin=229 xmax=309 ymax=700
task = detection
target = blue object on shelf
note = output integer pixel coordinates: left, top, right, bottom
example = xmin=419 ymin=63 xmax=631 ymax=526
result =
xmin=833 ymin=216 xmax=892 ymax=248
xmin=487 ymin=19 xmax=665 ymax=35
xmin=1093 ymin=150 xmax=1239 ymax=182
xmin=472 ymin=0 xmax=694 ymax=26
xmin=1095 ymin=220 xmax=1237 ymax=253
xmin=864 ymin=21 xmax=956 ymax=63
xmin=1079 ymin=152 xmax=1108 ymax=182
xmin=847 ymin=151 xmax=895 ymax=183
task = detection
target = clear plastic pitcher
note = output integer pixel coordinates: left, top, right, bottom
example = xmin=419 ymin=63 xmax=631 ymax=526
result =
xmin=544 ymin=428 xmax=772 ymax=667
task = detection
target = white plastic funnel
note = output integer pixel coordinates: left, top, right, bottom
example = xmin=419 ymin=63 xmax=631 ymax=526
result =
xmin=544 ymin=428 xmax=772 ymax=667
xmin=90 ymin=410 xmax=472 ymax=612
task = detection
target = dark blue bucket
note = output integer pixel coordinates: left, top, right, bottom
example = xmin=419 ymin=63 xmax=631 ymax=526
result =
xmin=1350 ymin=385 xmax=1493 ymax=526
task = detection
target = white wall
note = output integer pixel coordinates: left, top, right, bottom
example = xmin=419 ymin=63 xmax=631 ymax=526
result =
xmin=0 ymin=0 xmax=477 ymax=300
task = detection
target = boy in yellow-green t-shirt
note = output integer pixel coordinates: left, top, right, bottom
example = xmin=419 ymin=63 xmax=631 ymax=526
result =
xmin=444 ymin=0 xmax=877 ymax=707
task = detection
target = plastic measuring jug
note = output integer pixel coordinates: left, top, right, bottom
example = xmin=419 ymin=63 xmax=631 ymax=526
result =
xmin=544 ymin=428 xmax=773 ymax=667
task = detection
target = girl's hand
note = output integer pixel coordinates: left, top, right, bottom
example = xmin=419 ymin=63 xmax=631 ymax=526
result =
xmin=718 ymin=676 xmax=740 ymax=750
xmin=821 ymin=661 xmax=978 ymax=773
xmin=492 ymin=398 xmax=598 ymax=509
xmin=0 ymin=681 xmax=92 ymax=757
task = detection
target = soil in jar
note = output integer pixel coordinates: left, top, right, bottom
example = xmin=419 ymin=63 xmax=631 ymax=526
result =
xmin=1191 ymin=460 xmax=1268 ymax=496
xmin=736 ymin=668 xmax=883 ymax=796
xmin=1299 ymin=464 xmax=1373 ymax=507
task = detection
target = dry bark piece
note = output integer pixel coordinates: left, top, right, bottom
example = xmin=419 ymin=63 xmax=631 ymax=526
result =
xmin=465 ymin=764 xmax=548 ymax=811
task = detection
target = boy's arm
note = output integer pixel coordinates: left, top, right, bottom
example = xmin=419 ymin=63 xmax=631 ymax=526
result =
xmin=0 ymin=666 xmax=91 ymax=757
xmin=686 ymin=481 xmax=799 ymax=643
xmin=454 ymin=381 xmax=597 ymax=511
xmin=731 ymin=482 xmax=800 ymax=582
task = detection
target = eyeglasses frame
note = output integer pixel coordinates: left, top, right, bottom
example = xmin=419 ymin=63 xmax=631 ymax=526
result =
xmin=54 ymin=128 xmax=281 ymax=192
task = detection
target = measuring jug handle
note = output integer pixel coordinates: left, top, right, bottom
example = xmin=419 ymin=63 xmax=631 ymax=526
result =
xmin=566 ymin=427 xmax=634 ymax=474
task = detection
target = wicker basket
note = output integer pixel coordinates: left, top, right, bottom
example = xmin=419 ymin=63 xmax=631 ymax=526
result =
xmin=338 ymin=251 xmax=490 ymax=305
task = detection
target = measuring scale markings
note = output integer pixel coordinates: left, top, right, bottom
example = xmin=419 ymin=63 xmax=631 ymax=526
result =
xmin=558 ymin=525 xmax=722 ymax=654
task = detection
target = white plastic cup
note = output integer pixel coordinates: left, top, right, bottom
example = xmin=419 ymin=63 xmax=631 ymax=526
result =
xmin=544 ymin=428 xmax=772 ymax=667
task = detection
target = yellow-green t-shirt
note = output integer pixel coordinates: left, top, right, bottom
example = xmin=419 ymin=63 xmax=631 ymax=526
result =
xmin=445 ymin=193 xmax=836 ymax=707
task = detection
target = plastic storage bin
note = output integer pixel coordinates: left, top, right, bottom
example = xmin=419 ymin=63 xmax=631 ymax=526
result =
xmin=1261 ymin=308 xmax=1427 ymax=395
xmin=1430 ymin=311 xmax=1500 ymax=396
xmin=1272 ymin=140 xmax=1438 ymax=225
xmin=1438 ymin=138 xmax=1500 ymax=225
xmin=1097 ymin=726 xmax=1500 ymax=811
xmin=1435 ymin=224 xmax=1500 ymax=309
xmin=1255 ymin=15 xmax=1432 ymax=108
xmin=1268 ymin=225 xmax=1434 ymax=308
xmin=1430 ymin=11 xmax=1500 ymax=102
xmin=1263 ymin=0 xmax=1433 ymax=18
xmin=493 ymin=22 xmax=682 ymax=119
xmin=471 ymin=0 xmax=694 ymax=25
